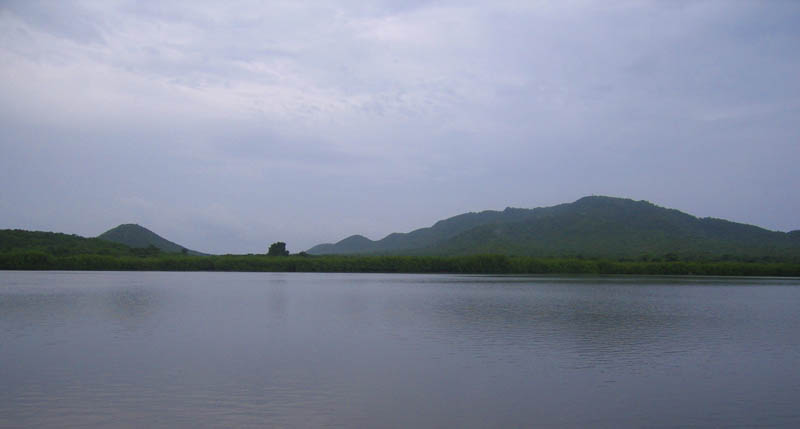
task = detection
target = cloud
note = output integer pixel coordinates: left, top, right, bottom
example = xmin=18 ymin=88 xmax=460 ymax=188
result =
xmin=1 ymin=1 xmax=799 ymax=252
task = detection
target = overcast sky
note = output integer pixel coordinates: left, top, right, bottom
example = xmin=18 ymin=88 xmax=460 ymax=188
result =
xmin=1 ymin=1 xmax=798 ymax=254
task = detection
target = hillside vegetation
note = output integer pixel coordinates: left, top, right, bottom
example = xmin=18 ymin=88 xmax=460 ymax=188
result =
xmin=0 ymin=229 xmax=137 ymax=257
xmin=98 ymin=224 xmax=204 ymax=255
xmin=308 ymin=196 xmax=800 ymax=262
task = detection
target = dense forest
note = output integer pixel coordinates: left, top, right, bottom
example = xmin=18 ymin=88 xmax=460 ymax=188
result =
xmin=1 ymin=250 xmax=798 ymax=277
xmin=0 ymin=229 xmax=144 ymax=257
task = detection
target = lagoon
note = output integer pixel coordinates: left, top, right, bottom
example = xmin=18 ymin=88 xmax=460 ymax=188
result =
xmin=2 ymin=271 xmax=800 ymax=427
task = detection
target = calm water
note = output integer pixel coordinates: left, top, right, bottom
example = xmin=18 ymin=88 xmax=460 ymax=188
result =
xmin=2 ymin=272 xmax=800 ymax=428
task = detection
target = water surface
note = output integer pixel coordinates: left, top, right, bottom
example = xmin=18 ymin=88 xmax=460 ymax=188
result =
xmin=2 ymin=272 xmax=799 ymax=427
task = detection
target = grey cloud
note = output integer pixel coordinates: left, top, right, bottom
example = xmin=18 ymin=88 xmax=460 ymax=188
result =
xmin=1 ymin=1 xmax=799 ymax=253
xmin=1 ymin=0 xmax=105 ymax=44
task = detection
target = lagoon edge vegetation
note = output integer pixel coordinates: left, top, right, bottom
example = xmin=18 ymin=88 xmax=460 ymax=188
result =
xmin=1 ymin=251 xmax=799 ymax=277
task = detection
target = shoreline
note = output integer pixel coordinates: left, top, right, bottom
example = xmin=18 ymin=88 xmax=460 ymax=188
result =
xmin=2 ymin=253 xmax=799 ymax=277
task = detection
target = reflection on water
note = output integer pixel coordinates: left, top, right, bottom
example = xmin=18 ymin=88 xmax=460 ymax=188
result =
xmin=429 ymin=283 xmax=706 ymax=367
xmin=1 ymin=272 xmax=800 ymax=427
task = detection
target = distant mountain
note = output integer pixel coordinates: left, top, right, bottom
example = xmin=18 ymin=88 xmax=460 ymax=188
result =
xmin=308 ymin=196 xmax=800 ymax=261
xmin=308 ymin=208 xmax=534 ymax=255
xmin=98 ymin=224 xmax=205 ymax=255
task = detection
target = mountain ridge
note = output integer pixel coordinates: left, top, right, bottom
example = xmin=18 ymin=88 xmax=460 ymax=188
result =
xmin=307 ymin=196 xmax=800 ymax=260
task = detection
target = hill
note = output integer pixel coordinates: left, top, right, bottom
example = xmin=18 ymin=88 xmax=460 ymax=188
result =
xmin=308 ymin=207 xmax=535 ymax=255
xmin=0 ymin=229 xmax=136 ymax=256
xmin=97 ymin=224 xmax=204 ymax=255
xmin=307 ymin=196 xmax=800 ymax=261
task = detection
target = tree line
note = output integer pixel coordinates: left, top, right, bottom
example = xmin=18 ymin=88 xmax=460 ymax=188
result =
xmin=1 ymin=251 xmax=799 ymax=276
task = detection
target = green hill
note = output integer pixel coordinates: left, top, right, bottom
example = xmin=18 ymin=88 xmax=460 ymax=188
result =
xmin=97 ymin=224 xmax=204 ymax=255
xmin=307 ymin=196 xmax=800 ymax=261
xmin=0 ymin=229 xmax=135 ymax=256
xmin=308 ymin=207 xmax=535 ymax=255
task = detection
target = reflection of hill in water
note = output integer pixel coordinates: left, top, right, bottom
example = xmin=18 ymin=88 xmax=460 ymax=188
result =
xmin=424 ymin=277 xmax=771 ymax=368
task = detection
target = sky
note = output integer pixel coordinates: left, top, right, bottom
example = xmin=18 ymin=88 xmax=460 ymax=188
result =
xmin=1 ymin=1 xmax=799 ymax=254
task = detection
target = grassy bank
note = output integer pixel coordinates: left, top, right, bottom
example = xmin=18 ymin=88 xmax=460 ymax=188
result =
xmin=1 ymin=252 xmax=799 ymax=276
